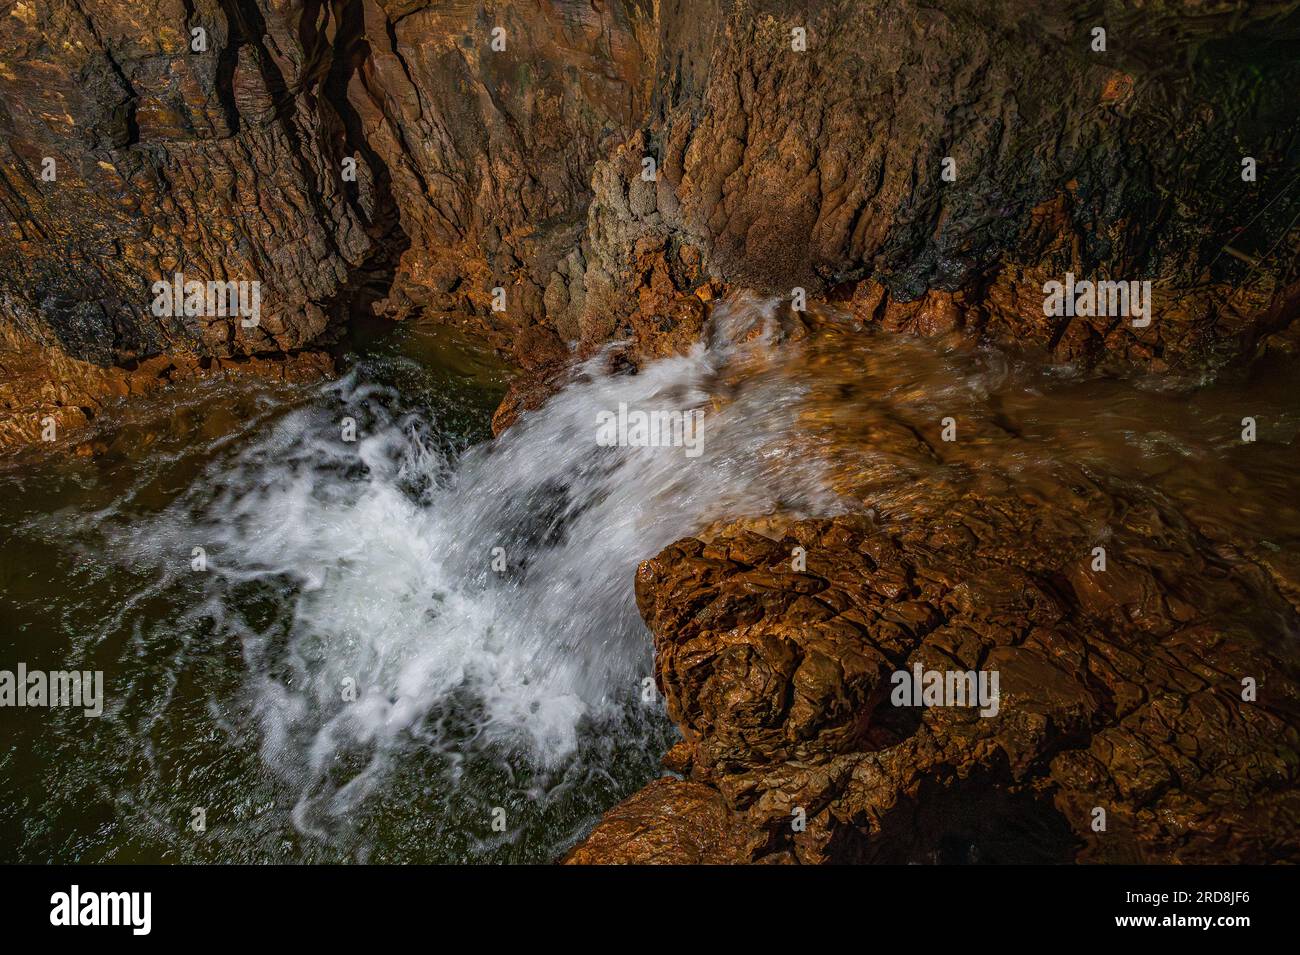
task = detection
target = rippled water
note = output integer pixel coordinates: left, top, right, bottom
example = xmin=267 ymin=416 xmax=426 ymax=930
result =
xmin=3 ymin=297 xmax=1298 ymax=863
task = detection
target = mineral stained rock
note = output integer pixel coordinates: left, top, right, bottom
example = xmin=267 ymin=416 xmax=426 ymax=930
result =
xmin=4 ymin=1 xmax=1299 ymax=448
xmin=568 ymin=507 xmax=1300 ymax=864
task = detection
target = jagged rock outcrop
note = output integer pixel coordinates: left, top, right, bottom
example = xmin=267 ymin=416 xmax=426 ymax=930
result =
xmin=546 ymin=0 xmax=1300 ymax=369
xmin=0 ymin=0 xmax=380 ymax=447
xmin=569 ymin=505 xmax=1300 ymax=864
xmin=4 ymin=1 xmax=1299 ymax=449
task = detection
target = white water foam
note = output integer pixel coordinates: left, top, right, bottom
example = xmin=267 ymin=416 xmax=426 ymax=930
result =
xmin=131 ymin=295 xmax=842 ymax=825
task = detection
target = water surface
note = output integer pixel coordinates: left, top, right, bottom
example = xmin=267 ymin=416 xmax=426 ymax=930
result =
xmin=3 ymin=299 xmax=1298 ymax=862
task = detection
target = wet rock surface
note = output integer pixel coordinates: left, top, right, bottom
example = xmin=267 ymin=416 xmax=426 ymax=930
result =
xmin=572 ymin=505 xmax=1300 ymax=863
xmin=4 ymin=2 xmax=1299 ymax=448
xmin=0 ymin=321 xmax=332 ymax=449
xmin=561 ymin=777 xmax=750 ymax=865
xmin=568 ymin=311 xmax=1300 ymax=863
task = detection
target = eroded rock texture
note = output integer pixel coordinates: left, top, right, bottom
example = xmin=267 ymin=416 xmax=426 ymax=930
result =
xmin=4 ymin=1 xmax=1299 ymax=448
xmin=574 ymin=509 xmax=1300 ymax=867
xmin=1 ymin=0 xmax=373 ymax=446
xmin=543 ymin=0 xmax=1300 ymax=372
xmin=569 ymin=506 xmax=1300 ymax=864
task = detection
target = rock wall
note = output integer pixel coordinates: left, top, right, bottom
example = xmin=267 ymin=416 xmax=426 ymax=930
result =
xmin=3 ymin=1 xmax=1299 ymax=448
xmin=555 ymin=0 xmax=1300 ymax=370
xmin=1 ymin=0 xmax=374 ymax=446
xmin=1 ymin=0 xmax=374 ymax=357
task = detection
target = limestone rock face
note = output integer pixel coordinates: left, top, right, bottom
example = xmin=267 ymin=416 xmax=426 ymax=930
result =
xmin=553 ymin=0 xmax=1300 ymax=370
xmin=571 ymin=510 xmax=1300 ymax=864
xmin=3 ymin=1 xmax=1298 ymax=449
xmin=0 ymin=0 xmax=374 ymax=447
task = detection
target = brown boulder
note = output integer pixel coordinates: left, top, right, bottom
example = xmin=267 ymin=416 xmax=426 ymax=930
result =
xmin=572 ymin=505 xmax=1300 ymax=864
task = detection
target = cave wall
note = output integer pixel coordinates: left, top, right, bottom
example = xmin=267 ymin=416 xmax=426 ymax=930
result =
xmin=1 ymin=0 xmax=369 ymax=359
xmin=554 ymin=0 xmax=1300 ymax=367
xmin=2 ymin=0 xmax=1299 ymax=447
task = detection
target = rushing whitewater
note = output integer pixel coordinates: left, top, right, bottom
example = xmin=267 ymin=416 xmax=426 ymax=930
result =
xmin=119 ymin=295 xmax=844 ymax=837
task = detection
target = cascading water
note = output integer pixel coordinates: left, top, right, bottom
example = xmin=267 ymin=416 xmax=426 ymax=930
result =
xmin=0 ymin=299 xmax=845 ymax=862
xmin=182 ymin=295 xmax=842 ymax=842
xmin=3 ymin=296 xmax=1298 ymax=862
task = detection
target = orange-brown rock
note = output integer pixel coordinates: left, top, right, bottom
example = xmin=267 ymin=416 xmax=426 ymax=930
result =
xmin=571 ymin=507 xmax=1300 ymax=864
xmin=5 ymin=2 xmax=1298 ymax=450
xmin=0 ymin=321 xmax=330 ymax=451
xmin=562 ymin=777 xmax=758 ymax=865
